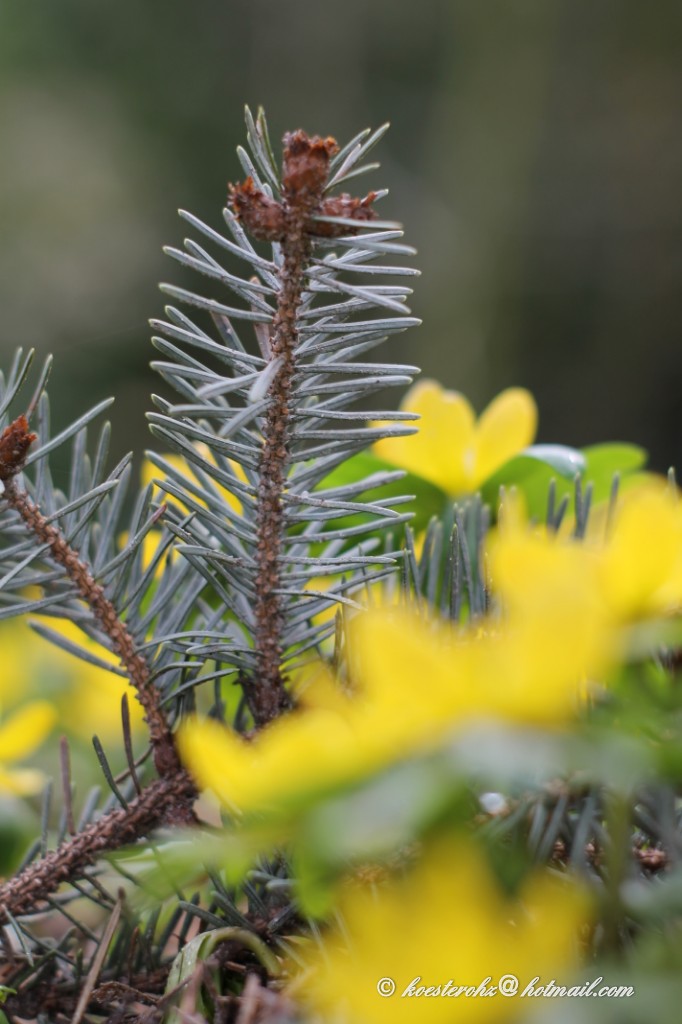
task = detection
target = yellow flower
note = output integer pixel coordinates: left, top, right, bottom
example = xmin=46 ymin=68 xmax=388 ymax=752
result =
xmin=0 ymin=620 xmax=44 ymax=708
xmin=45 ymin=620 xmax=147 ymax=742
xmin=491 ymin=481 xmax=682 ymax=626
xmin=374 ymin=381 xmax=537 ymax=495
xmin=0 ymin=701 xmax=56 ymax=796
xmin=353 ymin=588 xmax=611 ymax=732
xmin=593 ymin=484 xmax=682 ymax=619
xmin=485 ymin=518 xmax=615 ymax=693
xmin=296 ymin=836 xmax=588 ymax=1024
xmin=0 ymin=618 xmax=145 ymax=742
xmin=178 ymin=529 xmax=612 ymax=817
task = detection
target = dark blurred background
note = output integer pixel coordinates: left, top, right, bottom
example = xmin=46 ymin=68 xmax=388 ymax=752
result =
xmin=1 ymin=0 xmax=680 ymax=474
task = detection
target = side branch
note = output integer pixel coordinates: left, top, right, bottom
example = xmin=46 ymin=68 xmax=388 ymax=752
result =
xmin=0 ymin=771 xmax=196 ymax=924
xmin=0 ymin=416 xmax=179 ymax=776
xmin=4 ymin=478 xmax=179 ymax=775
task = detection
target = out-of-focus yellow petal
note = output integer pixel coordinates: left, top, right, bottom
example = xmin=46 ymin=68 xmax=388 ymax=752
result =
xmin=293 ymin=662 xmax=353 ymax=717
xmin=598 ymin=487 xmax=681 ymax=617
xmin=0 ymin=621 xmax=42 ymax=705
xmin=0 ymin=764 xmax=48 ymax=796
xmin=66 ymin=673 xmax=146 ymax=741
xmin=178 ymin=712 xmax=366 ymax=815
xmin=298 ymin=836 xmax=589 ymax=1024
xmin=351 ymin=610 xmax=453 ymax=710
xmin=354 ymin=601 xmax=607 ymax=729
xmin=32 ymin=619 xmax=146 ymax=741
xmin=486 ymin=521 xmax=615 ymax=707
xmin=0 ymin=701 xmax=56 ymax=763
xmin=475 ymin=387 xmax=538 ymax=484
xmin=487 ymin=524 xmax=597 ymax=611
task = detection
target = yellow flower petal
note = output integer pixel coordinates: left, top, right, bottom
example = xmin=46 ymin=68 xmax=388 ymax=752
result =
xmin=475 ymin=387 xmax=538 ymax=484
xmin=45 ymin=620 xmax=146 ymax=740
xmin=0 ymin=701 xmax=56 ymax=763
xmin=0 ymin=621 xmax=42 ymax=706
xmin=178 ymin=711 xmax=367 ymax=815
xmin=374 ymin=381 xmax=538 ymax=496
xmin=0 ymin=764 xmax=48 ymax=796
xmin=486 ymin=522 xmax=616 ymax=704
xmin=374 ymin=380 xmax=476 ymax=494
xmin=598 ymin=486 xmax=682 ymax=617
xmin=353 ymin=600 xmax=606 ymax=728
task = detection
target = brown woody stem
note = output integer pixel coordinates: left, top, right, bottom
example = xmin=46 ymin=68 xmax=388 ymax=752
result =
xmin=249 ymin=134 xmax=335 ymax=725
xmin=230 ymin=131 xmax=377 ymax=726
xmin=251 ymin=220 xmax=310 ymax=724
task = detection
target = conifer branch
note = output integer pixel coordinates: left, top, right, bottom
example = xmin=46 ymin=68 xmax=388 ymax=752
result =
xmin=0 ymin=416 xmax=180 ymax=777
xmin=0 ymin=414 xmax=196 ymax=927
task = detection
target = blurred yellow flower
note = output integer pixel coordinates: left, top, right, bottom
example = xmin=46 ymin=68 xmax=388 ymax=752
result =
xmin=489 ymin=536 xmax=615 ymax=706
xmin=296 ymin=836 xmax=588 ymax=1024
xmin=491 ymin=482 xmax=682 ymax=626
xmin=0 ymin=618 xmax=145 ymax=743
xmin=0 ymin=700 xmax=56 ymax=796
xmin=353 ymin=579 xmax=612 ymax=734
xmin=45 ymin=619 xmax=146 ymax=742
xmin=594 ymin=484 xmax=682 ymax=619
xmin=178 ymin=670 xmax=380 ymax=816
xmin=178 ymin=527 xmax=612 ymax=816
xmin=374 ymin=381 xmax=537 ymax=495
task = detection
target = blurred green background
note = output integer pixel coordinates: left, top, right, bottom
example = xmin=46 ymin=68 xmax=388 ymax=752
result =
xmin=0 ymin=0 xmax=680 ymax=475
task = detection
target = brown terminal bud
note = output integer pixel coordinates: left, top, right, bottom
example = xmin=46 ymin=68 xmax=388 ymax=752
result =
xmin=0 ymin=414 xmax=36 ymax=482
xmin=282 ymin=130 xmax=338 ymax=202
xmin=229 ymin=177 xmax=286 ymax=241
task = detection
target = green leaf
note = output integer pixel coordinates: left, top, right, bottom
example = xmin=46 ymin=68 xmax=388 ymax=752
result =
xmin=480 ymin=445 xmax=585 ymax=518
xmin=582 ymin=442 xmax=648 ymax=502
xmin=480 ymin=442 xmax=648 ymax=520
xmin=512 ymin=444 xmax=587 ymax=478
xmin=0 ymin=987 xmax=15 ymax=1006
xmin=317 ymin=449 xmax=445 ymax=533
xmin=320 ymin=443 xmax=649 ymax=534
xmin=165 ymin=925 xmax=281 ymax=1012
xmin=293 ymin=758 xmax=474 ymax=916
